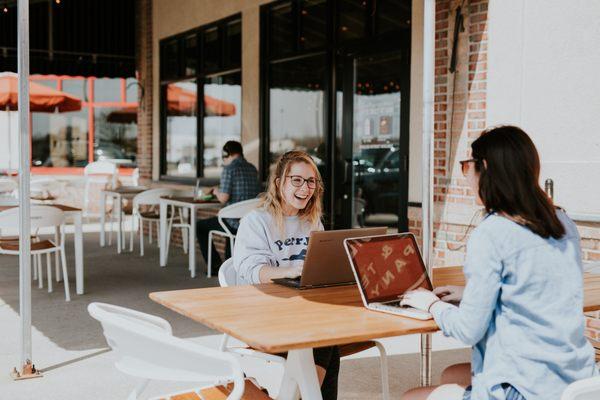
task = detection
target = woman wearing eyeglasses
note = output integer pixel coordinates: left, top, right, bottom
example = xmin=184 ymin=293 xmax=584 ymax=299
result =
xmin=233 ymin=150 xmax=340 ymax=399
xmin=400 ymin=126 xmax=597 ymax=400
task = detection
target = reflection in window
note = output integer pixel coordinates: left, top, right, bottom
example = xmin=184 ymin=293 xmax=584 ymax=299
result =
xmin=32 ymin=110 xmax=88 ymax=167
xmin=62 ymin=78 xmax=87 ymax=100
xmin=203 ymin=73 xmax=241 ymax=178
xmin=165 ymin=80 xmax=198 ymax=177
xmin=269 ymin=54 xmax=327 ymax=168
xmin=126 ymin=78 xmax=138 ymax=103
xmin=94 ymin=78 xmax=121 ymax=103
xmin=269 ymin=2 xmax=294 ymax=57
xmin=300 ymin=0 xmax=327 ymax=50
xmin=94 ymin=108 xmax=137 ymax=166
xmin=337 ymin=0 xmax=368 ymax=42
xmin=204 ymin=27 xmax=220 ymax=72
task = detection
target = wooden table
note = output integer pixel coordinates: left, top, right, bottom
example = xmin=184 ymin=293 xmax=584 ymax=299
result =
xmin=432 ymin=266 xmax=600 ymax=312
xmin=158 ymin=196 xmax=221 ymax=278
xmin=0 ymin=204 xmax=85 ymax=294
xmin=151 ymin=284 xmax=438 ymax=399
xmin=100 ymin=186 xmax=147 ymax=253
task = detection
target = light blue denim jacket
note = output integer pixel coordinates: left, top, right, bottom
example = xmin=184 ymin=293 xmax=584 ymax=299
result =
xmin=431 ymin=210 xmax=598 ymax=400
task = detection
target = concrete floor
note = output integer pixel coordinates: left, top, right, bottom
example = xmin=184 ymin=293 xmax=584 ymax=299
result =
xmin=0 ymin=227 xmax=469 ymax=399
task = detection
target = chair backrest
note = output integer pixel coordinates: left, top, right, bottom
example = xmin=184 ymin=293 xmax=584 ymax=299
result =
xmin=217 ymin=198 xmax=262 ymax=236
xmin=84 ymin=161 xmax=118 ymax=176
xmin=218 ymin=258 xmax=237 ymax=287
xmin=0 ymin=205 xmax=64 ymax=231
xmin=132 ymin=188 xmax=177 ymax=209
xmin=131 ymin=167 xmax=140 ymax=186
xmin=561 ymin=376 xmax=600 ymax=400
xmin=88 ymin=302 xmax=244 ymax=399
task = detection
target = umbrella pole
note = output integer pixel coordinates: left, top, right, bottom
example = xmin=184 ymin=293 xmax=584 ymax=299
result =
xmin=419 ymin=0 xmax=436 ymax=388
xmin=11 ymin=0 xmax=40 ymax=381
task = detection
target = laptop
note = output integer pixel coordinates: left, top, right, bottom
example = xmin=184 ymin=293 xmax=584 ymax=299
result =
xmin=343 ymin=233 xmax=434 ymax=320
xmin=272 ymin=227 xmax=387 ymax=289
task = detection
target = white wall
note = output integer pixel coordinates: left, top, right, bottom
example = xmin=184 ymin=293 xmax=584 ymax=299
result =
xmin=488 ymin=0 xmax=600 ymax=216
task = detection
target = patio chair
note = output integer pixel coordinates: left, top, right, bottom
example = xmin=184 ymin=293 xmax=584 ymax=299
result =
xmin=0 ymin=206 xmax=70 ymax=301
xmin=129 ymin=188 xmax=185 ymax=256
xmin=218 ymin=258 xmax=390 ymax=400
xmin=207 ymin=198 xmax=261 ymax=277
xmin=88 ymin=302 xmax=270 ymax=400
xmin=561 ymin=375 xmax=600 ymax=400
xmin=83 ymin=161 xmax=118 ymax=220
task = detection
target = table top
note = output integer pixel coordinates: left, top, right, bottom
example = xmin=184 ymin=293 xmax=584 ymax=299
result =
xmin=0 ymin=204 xmax=81 ymax=212
xmin=432 ymin=266 xmax=600 ymax=313
xmin=150 ymin=284 xmax=438 ymax=353
xmin=160 ymin=195 xmax=221 ymax=206
xmin=103 ymin=186 xmax=148 ymax=195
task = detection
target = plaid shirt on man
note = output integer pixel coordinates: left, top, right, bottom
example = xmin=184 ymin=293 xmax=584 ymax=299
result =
xmin=219 ymin=157 xmax=260 ymax=228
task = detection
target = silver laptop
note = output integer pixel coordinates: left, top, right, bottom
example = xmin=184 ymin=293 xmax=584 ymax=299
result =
xmin=343 ymin=233 xmax=433 ymax=320
xmin=272 ymin=227 xmax=387 ymax=289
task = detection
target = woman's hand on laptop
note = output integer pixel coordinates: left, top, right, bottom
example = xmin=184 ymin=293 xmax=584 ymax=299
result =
xmin=433 ymin=285 xmax=464 ymax=303
xmin=282 ymin=265 xmax=303 ymax=279
xmin=400 ymin=289 xmax=441 ymax=312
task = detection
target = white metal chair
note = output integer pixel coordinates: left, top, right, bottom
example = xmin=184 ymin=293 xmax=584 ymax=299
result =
xmin=83 ymin=161 xmax=118 ymax=220
xmin=0 ymin=206 xmax=70 ymax=301
xmin=130 ymin=188 xmax=186 ymax=255
xmin=561 ymin=375 xmax=600 ymax=400
xmin=88 ymin=302 xmax=268 ymax=400
xmin=207 ymin=198 xmax=262 ymax=277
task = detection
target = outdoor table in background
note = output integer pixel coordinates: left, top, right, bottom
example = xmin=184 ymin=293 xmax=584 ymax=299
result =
xmin=0 ymin=203 xmax=85 ymax=295
xmin=150 ymin=284 xmax=438 ymax=400
xmin=100 ymin=186 xmax=147 ymax=253
xmin=158 ymin=196 xmax=221 ymax=278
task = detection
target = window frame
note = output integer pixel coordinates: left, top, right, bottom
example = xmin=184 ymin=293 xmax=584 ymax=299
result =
xmin=159 ymin=14 xmax=242 ymax=184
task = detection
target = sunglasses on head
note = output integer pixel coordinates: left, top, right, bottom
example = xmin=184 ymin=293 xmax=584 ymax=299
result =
xmin=459 ymin=158 xmax=478 ymax=177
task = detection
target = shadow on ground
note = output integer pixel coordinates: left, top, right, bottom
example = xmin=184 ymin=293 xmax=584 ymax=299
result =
xmin=0 ymin=232 xmax=220 ymax=351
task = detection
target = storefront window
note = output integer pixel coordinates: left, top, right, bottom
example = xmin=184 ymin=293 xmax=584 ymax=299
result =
xmin=203 ymin=72 xmax=241 ymax=178
xmin=160 ymin=15 xmax=241 ymax=180
xmin=62 ymin=78 xmax=87 ymax=100
xmin=94 ymin=107 xmax=137 ymax=167
xmin=94 ymin=78 xmax=121 ymax=103
xmin=164 ymin=80 xmax=198 ymax=177
xmin=268 ymin=54 xmax=327 ymax=167
xmin=32 ymin=110 xmax=89 ymax=167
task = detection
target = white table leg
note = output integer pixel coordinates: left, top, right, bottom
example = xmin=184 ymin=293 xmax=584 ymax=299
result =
xmin=74 ymin=211 xmax=84 ymax=295
xmin=100 ymin=191 xmax=106 ymax=247
xmin=277 ymin=349 xmax=321 ymax=400
xmin=420 ymin=333 xmax=432 ymax=386
xmin=117 ymin=194 xmax=122 ymax=254
xmin=189 ymin=206 xmax=196 ymax=278
xmin=159 ymin=200 xmax=167 ymax=267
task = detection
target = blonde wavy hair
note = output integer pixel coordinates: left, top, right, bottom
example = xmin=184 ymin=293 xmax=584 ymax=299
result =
xmin=261 ymin=150 xmax=324 ymax=232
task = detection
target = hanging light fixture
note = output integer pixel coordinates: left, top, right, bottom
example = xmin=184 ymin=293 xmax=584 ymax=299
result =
xmin=3 ymin=1 xmax=8 ymax=13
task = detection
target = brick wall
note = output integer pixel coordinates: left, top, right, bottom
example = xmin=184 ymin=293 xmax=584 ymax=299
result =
xmin=136 ymin=0 xmax=153 ymax=182
xmin=428 ymin=0 xmax=600 ymax=361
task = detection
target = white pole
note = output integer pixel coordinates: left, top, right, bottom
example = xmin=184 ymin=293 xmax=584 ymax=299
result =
xmin=6 ymin=105 xmax=11 ymax=172
xmin=420 ymin=0 xmax=436 ymax=388
xmin=17 ymin=0 xmax=32 ymax=369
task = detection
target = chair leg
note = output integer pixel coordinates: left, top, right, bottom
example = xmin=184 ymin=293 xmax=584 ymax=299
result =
xmin=153 ymin=220 xmax=157 ymax=247
xmin=33 ymin=255 xmax=38 ymax=281
xmin=108 ymin=210 xmax=114 ymax=246
xmin=139 ymin=220 xmax=144 ymax=256
xmin=55 ymin=228 xmax=62 ymax=282
xmin=60 ymin=247 xmax=71 ymax=302
xmin=34 ymin=255 xmax=43 ymax=288
xmin=46 ymin=253 xmax=53 ymax=293
xmin=207 ymin=232 xmax=213 ymax=278
xmin=182 ymin=226 xmax=189 ymax=254
xmin=374 ymin=341 xmax=390 ymax=400
xmin=129 ymin=215 xmax=134 ymax=253
xmin=149 ymin=218 xmax=154 ymax=244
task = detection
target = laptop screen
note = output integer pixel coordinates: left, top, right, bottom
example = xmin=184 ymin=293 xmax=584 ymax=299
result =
xmin=344 ymin=233 xmax=433 ymax=303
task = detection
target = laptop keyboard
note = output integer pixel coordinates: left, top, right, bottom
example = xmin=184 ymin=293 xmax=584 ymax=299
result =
xmin=371 ymin=301 xmax=431 ymax=317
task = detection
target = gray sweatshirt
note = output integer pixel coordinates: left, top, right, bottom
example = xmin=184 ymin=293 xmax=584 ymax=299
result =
xmin=233 ymin=208 xmax=323 ymax=284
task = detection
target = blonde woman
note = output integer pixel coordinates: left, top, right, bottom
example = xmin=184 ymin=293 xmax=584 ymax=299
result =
xmin=233 ymin=150 xmax=339 ymax=400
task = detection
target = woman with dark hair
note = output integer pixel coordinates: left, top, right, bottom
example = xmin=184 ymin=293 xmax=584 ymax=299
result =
xmin=400 ymin=126 xmax=598 ymax=400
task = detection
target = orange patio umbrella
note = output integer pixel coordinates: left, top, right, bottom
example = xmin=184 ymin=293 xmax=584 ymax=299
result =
xmin=106 ymin=86 xmax=236 ymax=123
xmin=0 ymin=72 xmax=82 ymax=171
xmin=0 ymin=72 xmax=82 ymax=112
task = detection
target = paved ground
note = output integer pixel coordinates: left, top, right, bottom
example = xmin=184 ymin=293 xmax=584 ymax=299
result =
xmin=0 ymin=227 xmax=469 ymax=399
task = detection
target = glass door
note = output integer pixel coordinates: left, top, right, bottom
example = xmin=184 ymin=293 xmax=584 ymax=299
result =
xmin=338 ymin=49 xmax=410 ymax=231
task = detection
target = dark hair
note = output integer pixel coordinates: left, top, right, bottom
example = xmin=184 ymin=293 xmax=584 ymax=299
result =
xmin=222 ymin=141 xmax=243 ymax=157
xmin=471 ymin=125 xmax=565 ymax=239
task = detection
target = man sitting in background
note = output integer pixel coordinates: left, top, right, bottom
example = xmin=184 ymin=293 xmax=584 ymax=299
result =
xmin=197 ymin=141 xmax=260 ymax=272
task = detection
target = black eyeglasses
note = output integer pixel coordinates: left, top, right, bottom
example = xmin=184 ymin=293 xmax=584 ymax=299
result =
xmin=286 ymin=175 xmax=319 ymax=189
